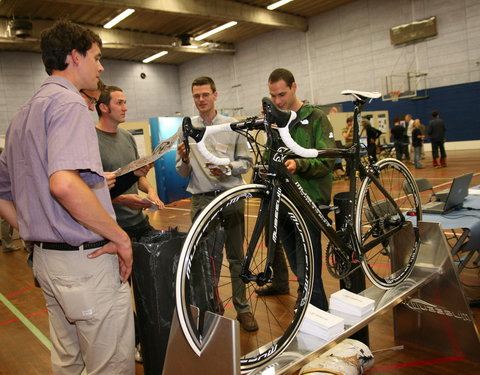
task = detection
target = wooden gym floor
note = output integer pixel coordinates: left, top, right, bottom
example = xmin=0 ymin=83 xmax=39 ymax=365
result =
xmin=0 ymin=150 xmax=479 ymax=374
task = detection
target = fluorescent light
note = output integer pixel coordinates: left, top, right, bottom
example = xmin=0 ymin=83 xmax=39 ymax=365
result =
xmin=142 ymin=51 xmax=168 ymax=63
xmin=267 ymin=0 xmax=293 ymax=11
xmin=103 ymin=9 xmax=135 ymax=29
xmin=194 ymin=21 xmax=237 ymax=41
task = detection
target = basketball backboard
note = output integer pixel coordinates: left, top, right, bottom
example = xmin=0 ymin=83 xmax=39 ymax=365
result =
xmin=382 ymin=71 xmax=428 ymax=101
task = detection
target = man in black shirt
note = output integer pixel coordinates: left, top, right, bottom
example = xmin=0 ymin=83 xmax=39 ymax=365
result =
xmin=428 ymin=110 xmax=447 ymax=168
xmin=390 ymin=118 xmax=407 ymax=161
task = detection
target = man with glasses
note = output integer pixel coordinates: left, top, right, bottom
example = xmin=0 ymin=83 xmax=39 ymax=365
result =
xmin=80 ymin=86 xmax=101 ymax=111
xmin=176 ymin=76 xmax=258 ymax=332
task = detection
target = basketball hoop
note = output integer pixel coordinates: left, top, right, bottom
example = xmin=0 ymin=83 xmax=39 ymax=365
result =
xmin=390 ymin=91 xmax=401 ymax=102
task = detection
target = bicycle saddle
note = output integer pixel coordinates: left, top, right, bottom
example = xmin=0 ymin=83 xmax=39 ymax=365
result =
xmin=262 ymin=97 xmax=296 ymax=128
xmin=341 ymin=89 xmax=382 ymax=101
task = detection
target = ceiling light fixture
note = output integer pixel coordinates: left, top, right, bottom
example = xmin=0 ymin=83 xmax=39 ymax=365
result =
xmin=103 ymin=9 xmax=135 ymax=29
xmin=267 ymin=0 xmax=293 ymax=11
xmin=142 ymin=51 xmax=168 ymax=63
xmin=194 ymin=21 xmax=237 ymax=41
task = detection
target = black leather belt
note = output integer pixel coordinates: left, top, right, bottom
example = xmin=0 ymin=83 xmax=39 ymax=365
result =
xmin=194 ymin=190 xmax=224 ymax=197
xmin=34 ymin=239 xmax=109 ymax=251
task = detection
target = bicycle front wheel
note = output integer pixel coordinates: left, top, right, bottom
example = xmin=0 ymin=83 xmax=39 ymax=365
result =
xmin=175 ymin=184 xmax=313 ymax=372
xmin=355 ymin=158 xmax=422 ymax=288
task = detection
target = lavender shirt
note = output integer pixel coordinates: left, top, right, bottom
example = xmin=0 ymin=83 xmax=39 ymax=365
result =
xmin=0 ymin=76 xmax=115 ymax=245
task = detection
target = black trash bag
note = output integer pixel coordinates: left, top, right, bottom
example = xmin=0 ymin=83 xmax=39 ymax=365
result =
xmin=132 ymin=228 xmax=186 ymax=375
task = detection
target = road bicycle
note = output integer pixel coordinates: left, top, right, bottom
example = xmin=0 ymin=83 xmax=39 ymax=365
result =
xmin=175 ymin=91 xmax=422 ymax=372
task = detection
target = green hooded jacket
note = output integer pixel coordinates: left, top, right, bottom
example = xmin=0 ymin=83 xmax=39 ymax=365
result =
xmin=288 ymin=105 xmax=336 ymax=205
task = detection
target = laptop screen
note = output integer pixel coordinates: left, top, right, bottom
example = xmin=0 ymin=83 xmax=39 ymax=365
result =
xmin=444 ymin=173 xmax=473 ymax=212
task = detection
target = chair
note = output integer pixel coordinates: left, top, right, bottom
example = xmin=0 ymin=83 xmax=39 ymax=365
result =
xmin=451 ymin=221 xmax=480 ymax=274
xmin=378 ymin=138 xmax=395 ymax=159
xmin=403 ymin=178 xmax=436 ymax=204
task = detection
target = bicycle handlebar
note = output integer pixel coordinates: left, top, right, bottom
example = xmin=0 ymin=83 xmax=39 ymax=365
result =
xmin=182 ymin=97 xmax=320 ymax=165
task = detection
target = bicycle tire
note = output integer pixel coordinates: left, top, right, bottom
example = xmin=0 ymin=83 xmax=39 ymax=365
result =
xmin=175 ymin=184 xmax=314 ymax=372
xmin=355 ymin=158 xmax=422 ymax=289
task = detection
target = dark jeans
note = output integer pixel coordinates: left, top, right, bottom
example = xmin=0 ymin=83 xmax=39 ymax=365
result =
xmin=394 ymin=141 xmax=403 ymax=160
xmin=367 ymin=143 xmax=377 ymax=163
xmin=431 ymin=140 xmax=446 ymax=159
xmin=279 ymin=209 xmax=328 ymax=311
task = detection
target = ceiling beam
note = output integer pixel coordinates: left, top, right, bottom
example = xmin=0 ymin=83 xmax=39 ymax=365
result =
xmin=49 ymin=0 xmax=308 ymax=31
xmin=0 ymin=19 xmax=235 ymax=57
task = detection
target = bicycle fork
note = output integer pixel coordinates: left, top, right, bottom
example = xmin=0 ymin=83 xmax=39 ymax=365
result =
xmin=239 ymin=185 xmax=280 ymax=287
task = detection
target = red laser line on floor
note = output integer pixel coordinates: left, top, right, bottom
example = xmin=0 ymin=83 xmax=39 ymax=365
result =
xmin=0 ymin=308 xmax=47 ymax=326
xmin=365 ymin=355 xmax=464 ymax=372
xmin=5 ymin=285 xmax=35 ymax=298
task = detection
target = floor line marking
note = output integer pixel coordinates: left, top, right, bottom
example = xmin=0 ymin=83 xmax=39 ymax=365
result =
xmin=0 ymin=292 xmax=52 ymax=350
xmin=5 ymin=285 xmax=35 ymax=298
xmin=365 ymin=355 xmax=464 ymax=372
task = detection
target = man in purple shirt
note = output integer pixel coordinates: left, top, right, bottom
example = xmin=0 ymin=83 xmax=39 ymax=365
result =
xmin=0 ymin=21 xmax=134 ymax=374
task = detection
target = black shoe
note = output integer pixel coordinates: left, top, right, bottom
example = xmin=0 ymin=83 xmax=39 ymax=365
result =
xmin=255 ymin=284 xmax=289 ymax=296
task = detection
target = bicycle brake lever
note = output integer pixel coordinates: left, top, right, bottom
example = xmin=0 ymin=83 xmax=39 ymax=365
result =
xmin=182 ymin=116 xmax=205 ymax=155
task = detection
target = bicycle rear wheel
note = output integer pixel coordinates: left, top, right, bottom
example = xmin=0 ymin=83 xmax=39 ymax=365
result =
xmin=175 ymin=184 xmax=313 ymax=372
xmin=355 ymin=158 xmax=422 ymax=288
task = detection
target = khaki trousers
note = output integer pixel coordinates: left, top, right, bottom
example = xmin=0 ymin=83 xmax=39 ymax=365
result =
xmin=33 ymin=245 xmax=135 ymax=375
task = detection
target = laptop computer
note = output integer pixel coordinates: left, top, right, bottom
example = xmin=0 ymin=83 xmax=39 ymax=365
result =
xmin=423 ymin=173 xmax=473 ymax=214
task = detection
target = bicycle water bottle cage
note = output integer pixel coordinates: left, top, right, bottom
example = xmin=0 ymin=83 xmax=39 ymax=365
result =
xmin=182 ymin=116 xmax=205 ymax=154
xmin=262 ymin=97 xmax=295 ymax=128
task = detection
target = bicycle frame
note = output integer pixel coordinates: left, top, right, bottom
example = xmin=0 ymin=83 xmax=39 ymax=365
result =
xmin=240 ymin=98 xmax=408 ymax=283
xmin=181 ymin=95 xmax=409 ymax=284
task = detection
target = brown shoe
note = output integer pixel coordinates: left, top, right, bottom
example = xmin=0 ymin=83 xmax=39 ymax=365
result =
xmin=237 ymin=312 xmax=259 ymax=332
xmin=255 ymin=285 xmax=289 ymax=296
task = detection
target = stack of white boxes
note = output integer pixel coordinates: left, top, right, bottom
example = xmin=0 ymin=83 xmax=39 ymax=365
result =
xmin=298 ymin=290 xmax=376 ymax=340
xmin=299 ymin=304 xmax=345 ymax=341
xmin=329 ymin=289 xmax=375 ymax=320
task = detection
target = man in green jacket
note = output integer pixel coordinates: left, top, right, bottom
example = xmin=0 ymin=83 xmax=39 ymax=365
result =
xmin=255 ymin=68 xmax=335 ymax=310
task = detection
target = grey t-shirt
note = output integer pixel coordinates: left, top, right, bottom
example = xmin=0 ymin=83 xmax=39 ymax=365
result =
xmin=96 ymin=127 xmax=145 ymax=228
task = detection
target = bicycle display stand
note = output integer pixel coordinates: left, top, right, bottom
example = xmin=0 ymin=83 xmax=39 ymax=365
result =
xmin=164 ymin=222 xmax=480 ymax=375
xmin=162 ymin=307 xmax=240 ymax=375
xmin=249 ymin=221 xmax=480 ymax=374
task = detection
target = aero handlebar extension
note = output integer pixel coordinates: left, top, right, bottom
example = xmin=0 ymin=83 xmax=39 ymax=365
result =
xmin=181 ymin=97 xmax=319 ymax=166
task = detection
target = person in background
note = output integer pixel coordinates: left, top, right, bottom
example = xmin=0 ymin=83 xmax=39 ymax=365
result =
xmin=0 ymin=148 xmax=22 ymax=253
xmin=405 ymin=114 xmax=414 ymax=163
xmin=80 ymin=81 xmax=152 ymax=199
xmin=361 ymin=118 xmax=380 ymax=164
xmin=0 ymin=20 xmax=135 ymax=374
xmin=412 ymin=119 xmax=425 ymax=169
xmin=96 ymin=85 xmax=165 ymax=361
xmin=428 ymin=110 xmax=447 ymax=168
xmin=95 ymin=85 xmax=164 ymax=240
xmin=391 ymin=118 xmax=407 ymax=161
xmin=176 ymin=76 xmax=258 ymax=332
xmin=1 ymin=216 xmax=19 ymax=252
xmin=341 ymin=116 xmax=354 ymax=177
xmin=255 ymin=68 xmax=335 ymax=311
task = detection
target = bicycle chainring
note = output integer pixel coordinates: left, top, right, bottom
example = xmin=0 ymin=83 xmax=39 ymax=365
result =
xmin=326 ymin=241 xmax=352 ymax=279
